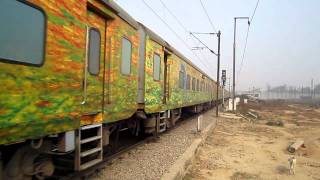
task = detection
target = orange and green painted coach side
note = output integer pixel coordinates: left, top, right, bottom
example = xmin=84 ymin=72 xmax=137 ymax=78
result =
xmin=0 ymin=0 xmax=227 ymax=146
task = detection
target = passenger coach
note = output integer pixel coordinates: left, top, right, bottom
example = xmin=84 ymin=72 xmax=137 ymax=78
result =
xmin=0 ymin=0 xmax=228 ymax=179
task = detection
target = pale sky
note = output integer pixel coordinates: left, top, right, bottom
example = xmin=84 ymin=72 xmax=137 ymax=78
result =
xmin=114 ymin=0 xmax=320 ymax=91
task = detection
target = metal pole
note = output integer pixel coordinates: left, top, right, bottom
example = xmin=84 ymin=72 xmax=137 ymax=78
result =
xmin=222 ymin=86 xmax=225 ymax=110
xmin=216 ymin=31 xmax=221 ymax=117
xmin=229 ymin=78 xmax=231 ymax=96
xmin=232 ymin=18 xmax=236 ymax=112
xmin=311 ymin=79 xmax=314 ymax=99
xmin=232 ymin=17 xmax=249 ymax=112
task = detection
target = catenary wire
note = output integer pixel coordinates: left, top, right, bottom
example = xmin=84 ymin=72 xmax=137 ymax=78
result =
xmin=199 ymin=0 xmax=217 ymax=33
xmin=158 ymin=0 xmax=216 ymax=68
xmin=141 ymin=0 xmax=214 ymax=76
xmin=237 ymin=0 xmax=260 ymax=83
xmin=159 ymin=0 xmax=216 ymax=69
xmin=250 ymin=0 xmax=260 ymax=24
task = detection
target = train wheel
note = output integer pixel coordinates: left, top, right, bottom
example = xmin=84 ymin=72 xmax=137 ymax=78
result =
xmin=3 ymin=145 xmax=54 ymax=180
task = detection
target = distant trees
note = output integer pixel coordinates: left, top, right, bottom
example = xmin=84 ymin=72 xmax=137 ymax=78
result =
xmin=315 ymin=84 xmax=320 ymax=94
xmin=265 ymin=84 xmax=319 ymax=99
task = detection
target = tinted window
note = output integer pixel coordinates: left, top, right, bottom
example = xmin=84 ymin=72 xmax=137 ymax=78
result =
xmin=153 ymin=54 xmax=161 ymax=80
xmin=186 ymin=75 xmax=191 ymax=90
xmin=179 ymin=64 xmax=186 ymax=89
xmin=192 ymin=77 xmax=196 ymax=91
xmin=88 ymin=28 xmax=101 ymax=75
xmin=0 ymin=1 xmax=45 ymax=65
xmin=121 ymin=38 xmax=132 ymax=75
xmin=197 ymin=79 xmax=199 ymax=91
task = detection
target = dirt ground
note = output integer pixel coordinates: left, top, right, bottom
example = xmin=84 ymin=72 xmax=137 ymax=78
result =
xmin=184 ymin=101 xmax=320 ymax=180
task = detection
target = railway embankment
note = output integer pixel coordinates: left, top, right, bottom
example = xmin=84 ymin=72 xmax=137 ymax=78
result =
xmin=92 ymin=109 xmax=218 ymax=180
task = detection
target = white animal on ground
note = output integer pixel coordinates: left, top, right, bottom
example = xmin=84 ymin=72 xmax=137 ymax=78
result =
xmin=288 ymin=156 xmax=297 ymax=175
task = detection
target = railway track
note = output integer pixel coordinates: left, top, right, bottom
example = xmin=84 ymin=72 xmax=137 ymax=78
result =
xmin=56 ymin=111 xmax=206 ymax=180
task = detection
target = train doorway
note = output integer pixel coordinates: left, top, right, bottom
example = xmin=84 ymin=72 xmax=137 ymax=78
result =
xmin=81 ymin=10 xmax=107 ymax=123
xmin=163 ymin=52 xmax=170 ymax=104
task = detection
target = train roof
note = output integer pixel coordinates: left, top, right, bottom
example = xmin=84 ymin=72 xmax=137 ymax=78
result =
xmin=101 ymin=0 xmax=139 ymax=29
xmin=103 ymin=0 xmax=214 ymax=82
xmin=138 ymin=23 xmax=214 ymax=82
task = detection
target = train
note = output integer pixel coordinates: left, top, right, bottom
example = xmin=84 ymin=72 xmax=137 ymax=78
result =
xmin=0 ymin=0 xmax=229 ymax=179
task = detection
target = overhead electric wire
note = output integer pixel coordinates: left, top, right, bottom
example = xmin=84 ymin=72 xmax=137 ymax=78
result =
xmin=158 ymin=0 xmax=188 ymax=32
xmin=141 ymin=0 xmax=213 ymax=76
xmin=190 ymin=32 xmax=217 ymax=56
xmin=250 ymin=0 xmax=260 ymax=24
xmin=159 ymin=0 xmax=216 ymax=71
xmin=158 ymin=0 xmax=215 ymax=69
xmin=199 ymin=0 xmax=217 ymax=33
xmin=237 ymin=25 xmax=250 ymax=82
xmin=237 ymin=0 xmax=260 ymax=83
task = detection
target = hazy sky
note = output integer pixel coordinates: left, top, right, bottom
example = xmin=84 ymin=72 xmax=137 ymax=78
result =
xmin=114 ymin=0 xmax=320 ymax=91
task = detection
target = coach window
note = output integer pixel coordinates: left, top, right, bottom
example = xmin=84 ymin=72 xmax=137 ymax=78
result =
xmin=88 ymin=28 xmax=101 ymax=75
xmin=192 ymin=77 xmax=196 ymax=91
xmin=153 ymin=53 xmax=161 ymax=80
xmin=186 ymin=74 xmax=191 ymax=90
xmin=196 ymin=79 xmax=200 ymax=91
xmin=179 ymin=64 xmax=186 ymax=89
xmin=0 ymin=1 xmax=46 ymax=66
xmin=121 ymin=38 xmax=132 ymax=75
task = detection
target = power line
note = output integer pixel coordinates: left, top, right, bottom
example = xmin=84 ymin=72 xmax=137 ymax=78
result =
xmin=190 ymin=32 xmax=217 ymax=56
xmin=197 ymin=0 xmax=220 ymax=72
xmin=141 ymin=0 xmax=213 ymax=76
xmin=237 ymin=25 xmax=250 ymax=82
xmin=159 ymin=0 xmax=188 ymax=32
xmin=250 ymin=0 xmax=260 ymax=24
xmin=237 ymin=0 xmax=260 ymax=83
xmin=199 ymin=0 xmax=217 ymax=33
xmin=158 ymin=0 xmax=216 ymax=69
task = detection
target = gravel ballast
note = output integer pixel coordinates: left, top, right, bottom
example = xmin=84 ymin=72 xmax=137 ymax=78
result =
xmin=92 ymin=110 xmax=218 ymax=180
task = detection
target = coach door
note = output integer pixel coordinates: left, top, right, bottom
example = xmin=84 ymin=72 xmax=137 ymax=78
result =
xmin=163 ymin=52 xmax=170 ymax=104
xmin=81 ymin=10 xmax=106 ymax=122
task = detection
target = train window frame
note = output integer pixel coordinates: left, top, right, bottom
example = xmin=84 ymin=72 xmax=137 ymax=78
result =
xmin=0 ymin=0 xmax=47 ymax=67
xmin=153 ymin=53 xmax=161 ymax=81
xmin=179 ymin=64 xmax=186 ymax=89
xmin=88 ymin=28 xmax=101 ymax=76
xmin=186 ymin=74 xmax=191 ymax=90
xmin=121 ymin=37 xmax=132 ymax=76
xmin=202 ymin=82 xmax=204 ymax=92
xmin=196 ymin=79 xmax=200 ymax=92
xmin=192 ymin=77 xmax=196 ymax=91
